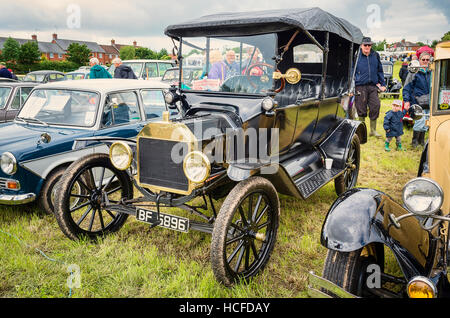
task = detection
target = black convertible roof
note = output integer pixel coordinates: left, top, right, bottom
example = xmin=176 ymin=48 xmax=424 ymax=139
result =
xmin=165 ymin=7 xmax=363 ymax=44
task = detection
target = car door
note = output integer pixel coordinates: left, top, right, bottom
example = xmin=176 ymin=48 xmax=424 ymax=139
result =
xmin=94 ymin=90 xmax=146 ymax=139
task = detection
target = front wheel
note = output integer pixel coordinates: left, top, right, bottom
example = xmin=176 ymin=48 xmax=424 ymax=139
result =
xmin=54 ymin=153 xmax=133 ymax=240
xmin=210 ymin=176 xmax=280 ymax=286
xmin=322 ymin=244 xmax=382 ymax=297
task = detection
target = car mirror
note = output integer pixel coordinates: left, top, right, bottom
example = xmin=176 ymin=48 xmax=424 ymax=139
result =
xmin=410 ymin=104 xmax=424 ymax=120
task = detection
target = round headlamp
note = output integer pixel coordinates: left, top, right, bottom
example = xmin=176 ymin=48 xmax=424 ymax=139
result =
xmin=261 ymin=97 xmax=275 ymax=111
xmin=1 ymin=152 xmax=17 ymax=175
xmin=402 ymin=177 xmax=444 ymax=216
xmin=183 ymin=151 xmax=211 ymax=184
xmin=109 ymin=141 xmax=133 ymax=171
xmin=164 ymin=91 xmax=175 ymax=104
xmin=407 ymin=276 xmax=436 ymax=298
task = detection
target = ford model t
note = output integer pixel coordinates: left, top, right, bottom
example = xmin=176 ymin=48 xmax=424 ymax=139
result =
xmin=54 ymin=8 xmax=367 ymax=286
xmin=309 ymin=41 xmax=450 ymax=298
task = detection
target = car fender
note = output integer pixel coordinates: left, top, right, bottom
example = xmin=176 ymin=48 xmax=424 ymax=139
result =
xmin=321 ymin=188 xmax=435 ymax=278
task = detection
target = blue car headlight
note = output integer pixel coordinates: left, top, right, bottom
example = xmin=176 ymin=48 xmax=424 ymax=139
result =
xmin=1 ymin=152 xmax=17 ymax=175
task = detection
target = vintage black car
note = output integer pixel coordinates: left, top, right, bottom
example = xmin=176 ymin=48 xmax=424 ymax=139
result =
xmin=53 ymin=7 xmax=367 ymax=286
xmin=380 ymin=60 xmax=402 ymax=98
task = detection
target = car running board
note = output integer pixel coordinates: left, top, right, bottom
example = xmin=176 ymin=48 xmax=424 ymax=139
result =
xmin=295 ymin=167 xmax=342 ymax=198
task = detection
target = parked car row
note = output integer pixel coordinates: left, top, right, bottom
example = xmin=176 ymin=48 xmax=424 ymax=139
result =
xmin=1 ymin=7 xmax=449 ymax=299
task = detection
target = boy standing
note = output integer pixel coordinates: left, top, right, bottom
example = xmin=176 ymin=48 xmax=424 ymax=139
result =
xmin=383 ymin=100 xmax=409 ymax=152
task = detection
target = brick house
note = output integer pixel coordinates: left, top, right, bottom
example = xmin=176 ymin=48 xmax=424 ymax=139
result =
xmin=0 ymin=35 xmax=65 ymax=61
xmin=51 ymin=33 xmax=107 ymax=64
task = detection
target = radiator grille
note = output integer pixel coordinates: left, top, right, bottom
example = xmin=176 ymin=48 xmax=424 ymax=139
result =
xmin=138 ymin=138 xmax=189 ymax=192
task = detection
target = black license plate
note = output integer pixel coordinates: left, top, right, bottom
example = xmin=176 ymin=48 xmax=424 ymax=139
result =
xmin=136 ymin=208 xmax=189 ymax=233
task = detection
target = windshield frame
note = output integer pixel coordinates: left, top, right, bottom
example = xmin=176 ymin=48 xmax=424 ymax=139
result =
xmin=16 ymin=88 xmax=101 ymax=129
xmin=178 ymin=33 xmax=279 ymax=97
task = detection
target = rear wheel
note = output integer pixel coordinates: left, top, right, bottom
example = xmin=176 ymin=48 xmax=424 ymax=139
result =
xmin=211 ymin=176 xmax=280 ymax=286
xmin=54 ymin=153 xmax=133 ymax=240
xmin=335 ymin=134 xmax=360 ymax=195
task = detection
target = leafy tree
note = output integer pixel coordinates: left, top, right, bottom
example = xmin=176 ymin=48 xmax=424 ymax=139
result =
xmin=2 ymin=37 xmax=20 ymax=63
xmin=441 ymin=31 xmax=450 ymax=42
xmin=120 ymin=46 xmax=136 ymax=60
xmin=372 ymin=39 xmax=387 ymax=51
xmin=18 ymin=41 xmax=41 ymax=65
xmin=135 ymin=47 xmax=157 ymax=59
xmin=66 ymin=43 xmax=91 ymax=66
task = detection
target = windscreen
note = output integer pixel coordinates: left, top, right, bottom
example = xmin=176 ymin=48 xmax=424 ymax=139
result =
xmin=180 ymin=34 xmax=276 ymax=94
xmin=17 ymin=89 xmax=99 ymax=127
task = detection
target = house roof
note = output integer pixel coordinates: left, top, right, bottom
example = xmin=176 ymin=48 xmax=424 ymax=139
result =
xmin=53 ymin=39 xmax=105 ymax=53
xmin=100 ymin=44 xmax=119 ymax=55
xmin=0 ymin=37 xmax=65 ymax=54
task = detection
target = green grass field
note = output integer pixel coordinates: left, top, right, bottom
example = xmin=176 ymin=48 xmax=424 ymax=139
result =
xmin=0 ymin=64 xmax=422 ymax=298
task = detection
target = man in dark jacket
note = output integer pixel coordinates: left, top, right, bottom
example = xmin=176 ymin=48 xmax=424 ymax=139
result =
xmin=353 ymin=37 xmax=386 ymax=137
xmin=0 ymin=62 xmax=13 ymax=79
xmin=112 ymin=58 xmax=137 ymax=79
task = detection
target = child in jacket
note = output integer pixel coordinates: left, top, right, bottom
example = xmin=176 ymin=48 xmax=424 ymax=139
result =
xmin=383 ymin=100 xmax=409 ymax=151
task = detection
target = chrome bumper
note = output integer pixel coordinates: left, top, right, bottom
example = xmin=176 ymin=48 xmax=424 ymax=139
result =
xmin=0 ymin=193 xmax=36 ymax=205
xmin=307 ymin=271 xmax=358 ymax=298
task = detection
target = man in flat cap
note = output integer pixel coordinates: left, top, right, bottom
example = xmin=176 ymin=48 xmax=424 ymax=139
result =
xmin=353 ymin=37 xmax=386 ymax=137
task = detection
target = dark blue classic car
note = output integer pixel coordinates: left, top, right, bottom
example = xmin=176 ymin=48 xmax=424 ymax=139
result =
xmin=0 ymin=79 xmax=170 ymax=214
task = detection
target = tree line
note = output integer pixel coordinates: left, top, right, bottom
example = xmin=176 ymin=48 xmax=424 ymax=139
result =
xmin=0 ymin=37 xmax=171 ymax=74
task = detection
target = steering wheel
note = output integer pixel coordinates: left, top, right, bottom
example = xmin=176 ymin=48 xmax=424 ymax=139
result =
xmin=245 ymin=63 xmax=285 ymax=93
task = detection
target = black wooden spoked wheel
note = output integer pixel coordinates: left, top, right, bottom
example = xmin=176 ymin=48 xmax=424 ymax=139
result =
xmin=211 ymin=176 xmax=280 ymax=286
xmin=54 ymin=153 xmax=133 ymax=240
xmin=335 ymin=134 xmax=360 ymax=195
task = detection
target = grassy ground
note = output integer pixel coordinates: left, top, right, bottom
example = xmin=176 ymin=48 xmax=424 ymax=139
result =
xmin=0 ymin=73 xmax=423 ymax=298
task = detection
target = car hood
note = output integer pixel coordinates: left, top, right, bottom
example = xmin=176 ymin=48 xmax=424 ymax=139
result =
xmin=0 ymin=122 xmax=93 ymax=162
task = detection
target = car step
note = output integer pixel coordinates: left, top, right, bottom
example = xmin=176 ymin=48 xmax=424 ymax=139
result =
xmin=295 ymin=167 xmax=341 ymax=198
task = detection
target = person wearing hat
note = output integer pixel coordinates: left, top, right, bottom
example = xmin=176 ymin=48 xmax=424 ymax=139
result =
xmin=402 ymin=48 xmax=433 ymax=148
xmin=0 ymin=62 xmax=13 ymax=79
xmin=383 ymin=99 xmax=409 ymax=152
xmin=353 ymin=37 xmax=386 ymax=138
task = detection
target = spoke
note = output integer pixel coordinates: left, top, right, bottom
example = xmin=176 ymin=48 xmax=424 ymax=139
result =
xmin=88 ymin=208 xmax=97 ymax=231
xmin=107 ymin=186 xmax=122 ymax=195
xmin=250 ymin=241 xmax=259 ymax=260
xmin=230 ymin=222 xmax=245 ymax=234
xmin=257 ymin=221 xmax=269 ymax=231
xmin=98 ymin=167 xmax=106 ymax=191
xmin=251 ymin=194 xmax=263 ymax=223
xmin=102 ymin=174 xmax=117 ymax=191
xmin=88 ymin=168 xmax=96 ymax=189
xmin=234 ymin=243 xmax=246 ymax=272
xmin=244 ymin=245 xmax=250 ymax=270
xmin=227 ymin=241 xmax=244 ymax=264
xmin=70 ymin=193 xmax=90 ymax=199
xmin=255 ymin=205 xmax=269 ymax=225
xmin=76 ymin=206 xmax=93 ymax=226
xmin=105 ymin=209 xmax=116 ymax=219
xmin=226 ymin=233 xmax=245 ymax=245
xmin=70 ymin=200 xmax=92 ymax=213
xmin=238 ymin=206 xmax=248 ymax=226
xmin=247 ymin=194 xmax=253 ymax=222
xmin=98 ymin=209 xmax=105 ymax=230
xmin=76 ymin=176 xmax=93 ymax=193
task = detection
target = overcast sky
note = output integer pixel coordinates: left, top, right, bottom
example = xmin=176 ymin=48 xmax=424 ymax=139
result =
xmin=0 ymin=0 xmax=448 ymax=50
